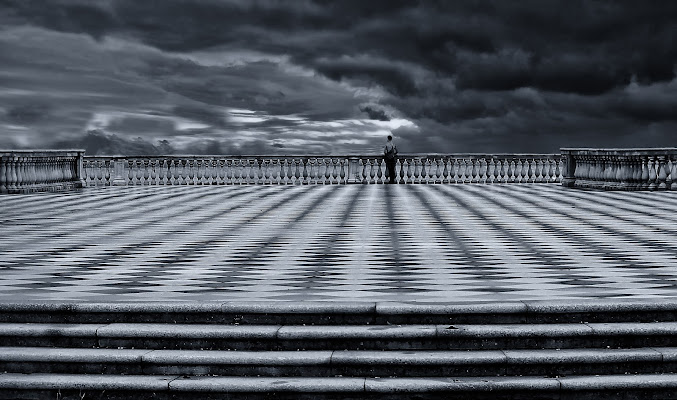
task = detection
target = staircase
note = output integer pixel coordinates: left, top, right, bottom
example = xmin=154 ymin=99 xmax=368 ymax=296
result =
xmin=1 ymin=300 xmax=677 ymax=399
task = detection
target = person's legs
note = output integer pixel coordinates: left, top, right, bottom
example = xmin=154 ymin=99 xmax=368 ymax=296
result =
xmin=387 ymin=161 xmax=396 ymax=183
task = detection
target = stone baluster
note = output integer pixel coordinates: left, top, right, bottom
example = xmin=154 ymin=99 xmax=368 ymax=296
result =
xmin=168 ymin=159 xmax=177 ymax=185
xmin=532 ymin=159 xmax=541 ymax=183
xmin=375 ymin=158 xmax=383 ymax=184
xmin=147 ymin=159 xmax=155 ymax=185
xmin=278 ymin=159 xmax=285 ymax=184
xmin=357 ymin=158 xmax=365 ymax=184
xmin=481 ymin=158 xmax=490 ymax=183
xmin=365 ymin=159 xmax=373 ymax=184
xmin=485 ymin=158 xmax=494 ymax=184
xmin=140 ymin=159 xmax=148 ymax=185
xmin=260 ymin=160 xmax=269 ymax=184
xmin=521 ymin=159 xmax=530 ymax=183
xmin=544 ymin=159 xmax=553 ymax=183
xmin=193 ymin=159 xmax=202 ymax=185
xmin=504 ymin=159 xmax=513 ymax=183
xmin=555 ymin=157 xmax=564 ymax=183
xmin=212 ymin=159 xmax=221 ymax=184
xmin=255 ymin=159 xmax=263 ymax=184
xmin=206 ymin=159 xmax=214 ymax=185
xmin=309 ymin=158 xmax=317 ymax=184
xmin=25 ymin=156 xmax=35 ymax=190
xmin=232 ymin=160 xmax=240 ymax=185
xmin=317 ymin=158 xmax=326 ymax=184
xmin=618 ymin=156 xmax=631 ymax=190
xmin=6 ymin=156 xmax=17 ymax=192
xmin=441 ymin=159 xmax=449 ymax=184
xmin=313 ymin=158 xmax=321 ymax=184
xmin=636 ymin=156 xmax=647 ymax=190
xmin=337 ymin=159 xmax=344 ymax=184
xmin=224 ymin=159 xmax=231 ymax=185
xmin=516 ymin=159 xmax=525 ymax=183
xmin=499 ymin=158 xmax=508 ymax=183
xmin=417 ymin=158 xmax=426 ymax=184
xmin=246 ymin=159 xmax=254 ymax=184
xmin=459 ymin=159 xmax=469 ymax=183
xmin=182 ymin=159 xmax=191 ymax=185
xmin=127 ymin=160 xmax=135 ymax=185
xmin=647 ymin=156 xmax=657 ymax=191
xmin=165 ymin=160 xmax=174 ymax=185
xmin=455 ymin=159 xmax=463 ymax=183
xmin=280 ymin=159 xmax=288 ymax=184
xmin=241 ymin=159 xmax=249 ymax=185
xmin=543 ymin=158 xmax=557 ymax=183
xmin=188 ymin=159 xmax=197 ymax=185
xmin=101 ymin=160 xmax=109 ymax=186
xmin=432 ymin=158 xmax=440 ymax=183
xmin=158 ymin=159 xmax=167 ymax=185
xmin=13 ymin=156 xmax=24 ymax=191
xmin=139 ymin=159 xmax=148 ymax=185
xmin=669 ymin=155 xmax=677 ymax=191
xmin=299 ymin=159 xmax=306 ymax=184
xmin=657 ymin=156 xmax=668 ymax=190
xmin=214 ymin=160 xmax=223 ymax=185
xmin=289 ymin=159 xmax=298 ymax=184
xmin=83 ymin=159 xmax=93 ymax=186
xmin=446 ymin=159 xmax=454 ymax=183
xmin=628 ymin=156 xmax=639 ymax=190
xmin=399 ymin=159 xmax=411 ymax=183
xmin=328 ymin=158 xmax=336 ymax=184
xmin=495 ymin=159 xmax=504 ymax=183
xmin=0 ymin=155 xmax=6 ymax=193
xmin=207 ymin=159 xmax=215 ymax=184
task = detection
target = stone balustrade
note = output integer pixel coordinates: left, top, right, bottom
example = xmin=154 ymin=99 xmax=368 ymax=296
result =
xmin=561 ymin=148 xmax=677 ymax=191
xmin=0 ymin=150 xmax=85 ymax=194
xmin=82 ymin=154 xmax=563 ymax=186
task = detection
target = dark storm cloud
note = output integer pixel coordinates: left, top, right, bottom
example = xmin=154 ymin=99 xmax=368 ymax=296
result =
xmin=1 ymin=0 xmax=677 ymax=153
xmin=360 ymin=106 xmax=390 ymax=121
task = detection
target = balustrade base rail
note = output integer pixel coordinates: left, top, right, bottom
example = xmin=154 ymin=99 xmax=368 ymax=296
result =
xmin=82 ymin=154 xmax=564 ymax=187
xmin=561 ymin=148 xmax=677 ymax=191
xmin=1 ymin=150 xmax=85 ymax=194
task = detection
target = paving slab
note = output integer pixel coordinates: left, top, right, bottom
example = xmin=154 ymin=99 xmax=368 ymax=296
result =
xmin=0 ymin=373 xmax=177 ymax=390
xmin=168 ymin=376 xmax=366 ymax=392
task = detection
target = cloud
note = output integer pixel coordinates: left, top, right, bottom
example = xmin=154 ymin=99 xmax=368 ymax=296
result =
xmin=1 ymin=1 xmax=676 ymax=154
xmin=360 ymin=105 xmax=390 ymax=121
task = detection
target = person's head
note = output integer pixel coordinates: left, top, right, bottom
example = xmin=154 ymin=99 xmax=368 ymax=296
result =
xmin=387 ymin=135 xmax=392 ymax=141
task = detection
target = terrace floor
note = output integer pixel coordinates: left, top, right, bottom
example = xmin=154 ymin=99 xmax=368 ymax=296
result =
xmin=1 ymin=184 xmax=676 ymax=303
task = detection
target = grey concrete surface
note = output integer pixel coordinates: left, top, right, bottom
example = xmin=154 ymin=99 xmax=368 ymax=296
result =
xmin=1 ymin=184 xmax=676 ymax=302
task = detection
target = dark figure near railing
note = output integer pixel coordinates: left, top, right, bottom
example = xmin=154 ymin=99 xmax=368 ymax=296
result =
xmin=383 ymin=135 xmax=398 ymax=184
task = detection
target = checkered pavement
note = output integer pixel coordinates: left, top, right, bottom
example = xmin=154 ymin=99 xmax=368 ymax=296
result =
xmin=1 ymin=184 xmax=676 ymax=302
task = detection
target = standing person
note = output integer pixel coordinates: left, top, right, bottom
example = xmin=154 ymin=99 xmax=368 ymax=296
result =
xmin=383 ymin=135 xmax=398 ymax=184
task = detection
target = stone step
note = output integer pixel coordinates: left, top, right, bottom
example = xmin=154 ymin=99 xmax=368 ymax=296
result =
xmin=2 ymin=373 xmax=677 ymax=399
xmin=1 ymin=347 xmax=676 ymax=377
xmin=2 ymin=300 xmax=677 ymax=325
xmin=2 ymin=322 xmax=677 ymax=350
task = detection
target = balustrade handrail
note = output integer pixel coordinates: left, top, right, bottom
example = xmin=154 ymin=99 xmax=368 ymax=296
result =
xmin=82 ymin=153 xmax=564 ymax=186
xmin=84 ymin=153 xmax=562 ymax=160
xmin=1 ymin=150 xmax=86 ymax=194
xmin=561 ymin=148 xmax=677 ymax=191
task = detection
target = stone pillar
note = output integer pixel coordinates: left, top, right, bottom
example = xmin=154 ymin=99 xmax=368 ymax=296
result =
xmin=112 ymin=159 xmax=128 ymax=186
xmin=561 ymin=151 xmax=576 ymax=187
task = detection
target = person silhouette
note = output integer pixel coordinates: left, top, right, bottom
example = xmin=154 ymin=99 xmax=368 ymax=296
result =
xmin=383 ymin=135 xmax=398 ymax=184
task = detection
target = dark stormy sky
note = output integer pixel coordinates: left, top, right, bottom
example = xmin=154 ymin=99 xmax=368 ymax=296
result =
xmin=1 ymin=0 xmax=676 ymax=155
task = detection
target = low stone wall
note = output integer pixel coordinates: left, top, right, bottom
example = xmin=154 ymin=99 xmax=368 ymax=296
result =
xmin=561 ymin=148 xmax=677 ymax=191
xmin=82 ymin=154 xmax=564 ymax=186
xmin=0 ymin=150 xmax=86 ymax=194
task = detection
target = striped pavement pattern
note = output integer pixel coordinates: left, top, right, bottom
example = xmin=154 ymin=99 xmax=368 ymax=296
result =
xmin=1 ymin=184 xmax=676 ymax=302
